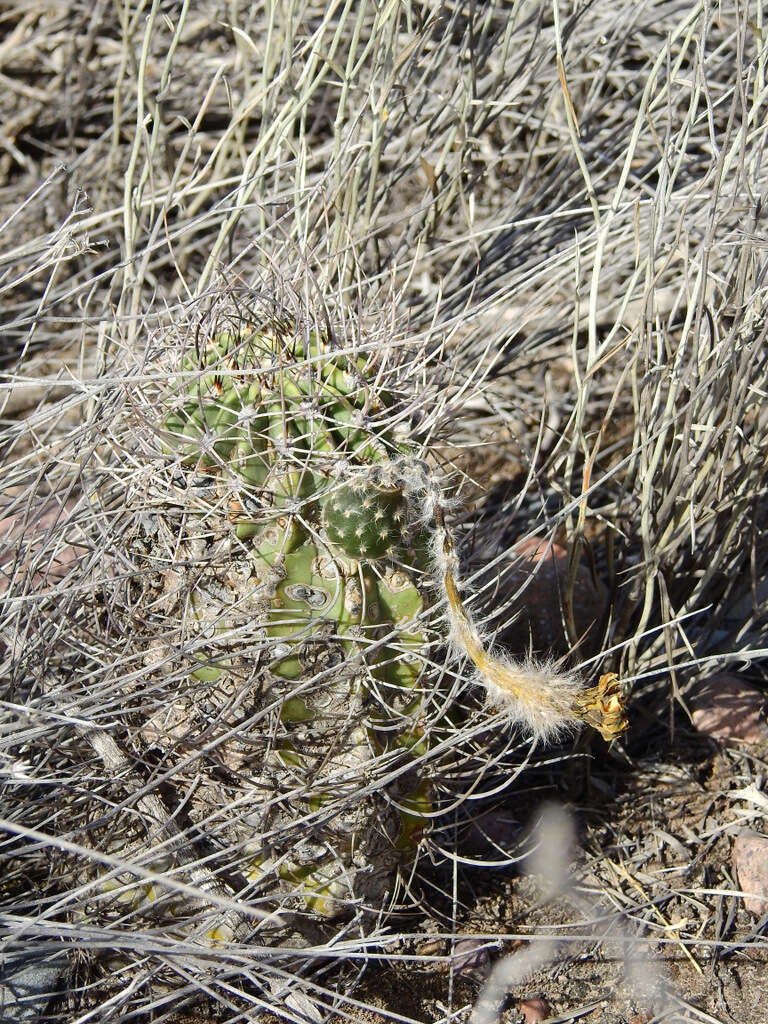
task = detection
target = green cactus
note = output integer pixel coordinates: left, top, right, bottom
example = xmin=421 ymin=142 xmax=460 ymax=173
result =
xmin=321 ymin=478 xmax=408 ymax=560
xmin=94 ymin=312 xmax=625 ymax=938
xmin=140 ymin=320 xmax=439 ymax=920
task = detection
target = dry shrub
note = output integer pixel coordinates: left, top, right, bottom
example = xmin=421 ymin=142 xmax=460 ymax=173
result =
xmin=2 ymin=2 xmax=767 ymax=1022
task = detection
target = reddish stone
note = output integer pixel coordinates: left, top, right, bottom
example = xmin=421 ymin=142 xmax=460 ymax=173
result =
xmin=690 ymin=674 xmax=767 ymax=744
xmin=0 ymin=499 xmax=80 ymax=595
xmin=519 ymin=997 xmax=550 ymax=1023
xmin=466 ymin=808 xmax=520 ymax=854
xmin=452 ymin=937 xmax=491 ymax=976
xmin=500 ymin=535 xmax=607 ymax=657
xmin=733 ymin=832 xmax=768 ymax=916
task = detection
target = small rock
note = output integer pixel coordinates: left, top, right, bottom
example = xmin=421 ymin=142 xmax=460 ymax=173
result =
xmin=414 ymin=937 xmax=444 ymax=957
xmin=0 ymin=952 xmax=67 ymax=1023
xmin=467 ymin=809 xmax=520 ymax=855
xmin=519 ymin=997 xmax=550 ymax=1023
xmin=500 ymin=536 xmax=607 ymax=657
xmin=452 ymin=937 xmax=492 ymax=977
xmin=0 ymin=498 xmax=80 ymax=596
xmin=733 ymin=831 xmax=768 ymax=915
xmin=690 ymin=673 xmax=767 ymax=744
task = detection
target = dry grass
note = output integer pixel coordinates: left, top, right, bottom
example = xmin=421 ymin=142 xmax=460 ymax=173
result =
xmin=2 ymin=1 xmax=768 ymax=1022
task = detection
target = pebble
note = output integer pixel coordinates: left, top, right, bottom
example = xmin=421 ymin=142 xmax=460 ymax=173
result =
xmin=452 ymin=937 xmax=492 ymax=977
xmin=690 ymin=673 xmax=767 ymax=744
xmin=0 ymin=499 xmax=79 ymax=595
xmin=467 ymin=809 xmax=520 ymax=855
xmin=501 ymin=536 xmax=607 ymax=656
xmin=733 ymin=831 xmax=768 ymax=916
xmin=0 ymin=953 xmax=66 ymax=1023
xmin=519 ymin=996 xmax=550 ymax=1023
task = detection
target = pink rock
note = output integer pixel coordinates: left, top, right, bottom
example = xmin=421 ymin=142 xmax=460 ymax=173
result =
xmin=501 ymin=535 xmax=607 ymax=657
xmin=690 ymin=674 xmax=767 ymax=744
xmin=733 ymin=832 xmax=768 ymax=915
xmin=452 ymin=937 xmax=491 ymax=976
xmin=0 ymin=499 xmax=80 ymax=595
xmin=467 ymin=809 xmax=520 ymax=854
xmin=519 ymin=997 xmax=550 ymax=1023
